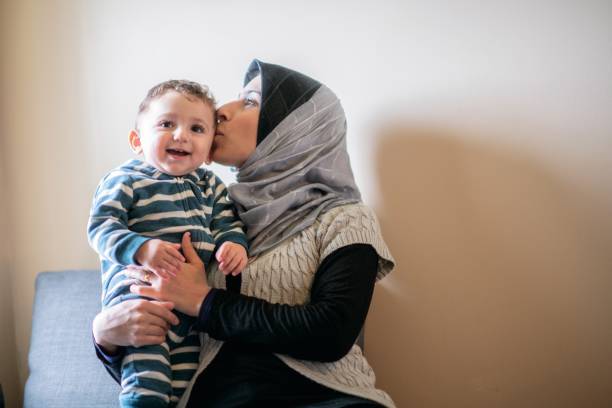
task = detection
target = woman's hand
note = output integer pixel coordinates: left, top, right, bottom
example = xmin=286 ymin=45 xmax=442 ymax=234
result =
xmin=92 ymin=299 xmax=179 ymax=353
xmin=129 ymin=232 xmax=210 ymax=317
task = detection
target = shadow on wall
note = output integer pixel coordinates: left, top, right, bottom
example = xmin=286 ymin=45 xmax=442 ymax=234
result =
xmin=367 ymin=125 xmax=612 ymax=408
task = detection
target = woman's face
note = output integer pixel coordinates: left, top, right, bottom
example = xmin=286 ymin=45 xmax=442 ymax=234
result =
xmin=211 ymin=75 xmax=262 ymax=167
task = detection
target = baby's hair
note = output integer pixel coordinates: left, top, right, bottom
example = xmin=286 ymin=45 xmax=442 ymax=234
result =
xmin=135 ymin=80 xmax=216 ymax=128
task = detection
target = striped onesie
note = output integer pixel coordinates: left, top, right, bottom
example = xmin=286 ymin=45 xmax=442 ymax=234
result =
xmin=87 ymin=159 xmax=247 ymax=407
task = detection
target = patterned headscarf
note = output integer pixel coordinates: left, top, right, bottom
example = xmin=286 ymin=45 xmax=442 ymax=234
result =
xmin=228 ymin=60 xmax=362 ymax=256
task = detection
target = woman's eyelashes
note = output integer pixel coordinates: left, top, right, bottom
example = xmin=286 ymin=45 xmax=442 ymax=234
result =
xmin=244 ymin=91 xmax=261 ymax=107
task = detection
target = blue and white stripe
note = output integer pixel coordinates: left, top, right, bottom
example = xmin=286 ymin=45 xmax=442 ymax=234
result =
xmin=88 ymin=159 xmax=247 ymax=407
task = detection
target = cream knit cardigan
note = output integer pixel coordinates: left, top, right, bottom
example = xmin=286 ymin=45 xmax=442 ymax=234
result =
xmin=178 ymin=204 xmax=396 ymax=407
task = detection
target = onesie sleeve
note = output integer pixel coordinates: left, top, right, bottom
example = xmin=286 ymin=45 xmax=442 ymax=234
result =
xmin=87 ymin=172 xmax=150 ymax=266
xmin=207 ymin=174 xmax=249 ymax=251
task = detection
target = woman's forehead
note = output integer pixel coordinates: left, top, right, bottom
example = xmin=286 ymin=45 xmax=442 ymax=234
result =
xmin=239 ymin=74 xmax=262 ymax=98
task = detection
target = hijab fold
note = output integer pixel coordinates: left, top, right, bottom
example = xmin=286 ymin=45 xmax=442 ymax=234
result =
xmin=228 ymin=60 xmax=362 ymax=256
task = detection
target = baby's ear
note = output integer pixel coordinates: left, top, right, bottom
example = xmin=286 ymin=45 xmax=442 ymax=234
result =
xmin=128 ymin=129 xmax=143 ymax=154
xmin=205 ymin=153 xmax=212 ymax=165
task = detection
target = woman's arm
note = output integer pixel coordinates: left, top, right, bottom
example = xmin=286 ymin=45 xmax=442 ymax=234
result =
xmin=198 ymin=244 xmax=378 ymax=362
xmin=92 ymin=299 xmax=179 ymax=380
xmin=93 ymin=336 xmax=123 ymax=383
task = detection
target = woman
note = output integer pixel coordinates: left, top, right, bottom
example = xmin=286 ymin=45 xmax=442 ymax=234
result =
xmin=93 ymin=60 xmax=396 ymax=407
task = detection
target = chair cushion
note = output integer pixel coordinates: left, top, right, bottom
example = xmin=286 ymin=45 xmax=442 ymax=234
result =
xmin=24 ymin=270 xmax=119 ymax=408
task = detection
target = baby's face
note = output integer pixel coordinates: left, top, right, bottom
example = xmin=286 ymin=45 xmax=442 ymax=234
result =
xmin=134 ymin=91 xmax=215 ymax=176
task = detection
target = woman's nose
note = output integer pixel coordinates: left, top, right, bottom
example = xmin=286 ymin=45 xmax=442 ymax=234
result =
xmin=216 ymin=109 xmax=229 ymax=124
xmin=216 ymin=101 xmax=237 ymax=123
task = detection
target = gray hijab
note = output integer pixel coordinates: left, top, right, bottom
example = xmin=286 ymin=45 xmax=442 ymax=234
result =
xmin=228 ymin=60 xmax=362 ymax=256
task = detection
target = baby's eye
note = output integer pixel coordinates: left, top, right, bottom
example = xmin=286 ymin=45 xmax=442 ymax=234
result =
xmin=159 ymin=120 xmax=174 ymax=128
xmin=192 ymin=125 xmax=205 ymax=133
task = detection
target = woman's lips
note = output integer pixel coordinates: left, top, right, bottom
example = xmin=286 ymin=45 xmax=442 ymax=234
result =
xmin=213 ymin=133 xmax=224 ymax=148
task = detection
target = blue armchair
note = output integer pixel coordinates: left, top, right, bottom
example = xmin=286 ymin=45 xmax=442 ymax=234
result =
xmin=23 ymin=270 xmax=366 ymax=407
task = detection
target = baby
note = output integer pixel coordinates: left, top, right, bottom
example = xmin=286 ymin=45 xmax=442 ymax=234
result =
xmin=88 ymin=80 xmax=248 ymax=407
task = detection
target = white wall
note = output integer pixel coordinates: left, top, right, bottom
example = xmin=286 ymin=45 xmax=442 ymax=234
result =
xmin=1 ymin=0 xmax=611 ymax=406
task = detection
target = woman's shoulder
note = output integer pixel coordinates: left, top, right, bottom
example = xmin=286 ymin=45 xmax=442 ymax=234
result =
xmin=314 ymin=203 xmax=382 ymax=252
xmin=315 ymin=203 xmax=395 ymax=279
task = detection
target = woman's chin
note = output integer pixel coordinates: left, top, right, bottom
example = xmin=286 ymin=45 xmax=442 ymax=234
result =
xmin=210 ymin=146 xmax=242 ymax=168
xmin=208 ymin=146 xmax=221 ymax=165
xmin=209 ymin=153 xmax=231 ymax=167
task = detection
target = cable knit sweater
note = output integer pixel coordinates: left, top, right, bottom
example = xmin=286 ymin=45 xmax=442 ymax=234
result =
xmin=177 ymin=203 xmax=396 ymax=408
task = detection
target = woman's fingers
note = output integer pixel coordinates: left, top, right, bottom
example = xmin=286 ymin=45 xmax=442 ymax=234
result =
xmin=138 ymin=312 xmax=171 ymax=331
xmin=138 ymin=324 xmax=167 ymax=337
xmin=133 ymin=334 xmax=167 ymax=348
xmin=130 ymin=239 xmax=209 ymax=317
xmin=146 ymin=301 xmax=179 ymax=326
xmin=131 ymin=284 xmax=161 ymax=301
xmin=93 ymin=298 xmax=179 ymax=350
xmin=181 ymin=232 xmax=203 ymax=266
xmin=130 ymin=303 xmax=177 ymax=346
xmin=132 ymin=299 xmax=177 ymax=329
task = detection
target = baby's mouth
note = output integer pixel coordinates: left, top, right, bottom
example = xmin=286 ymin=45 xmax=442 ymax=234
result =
xmin=167 ymin=148 xmax=190 ymax=157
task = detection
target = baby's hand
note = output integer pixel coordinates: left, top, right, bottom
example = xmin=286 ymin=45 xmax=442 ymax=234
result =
xmin=135 ymin=239 xmax=185 ymax=279
xmin=216 ymin=242 xmax=248 ymax=276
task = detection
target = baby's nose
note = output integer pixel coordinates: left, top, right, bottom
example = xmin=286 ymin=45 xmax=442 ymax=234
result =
xmin=174 ymin=127 xmax=189 ymax=141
